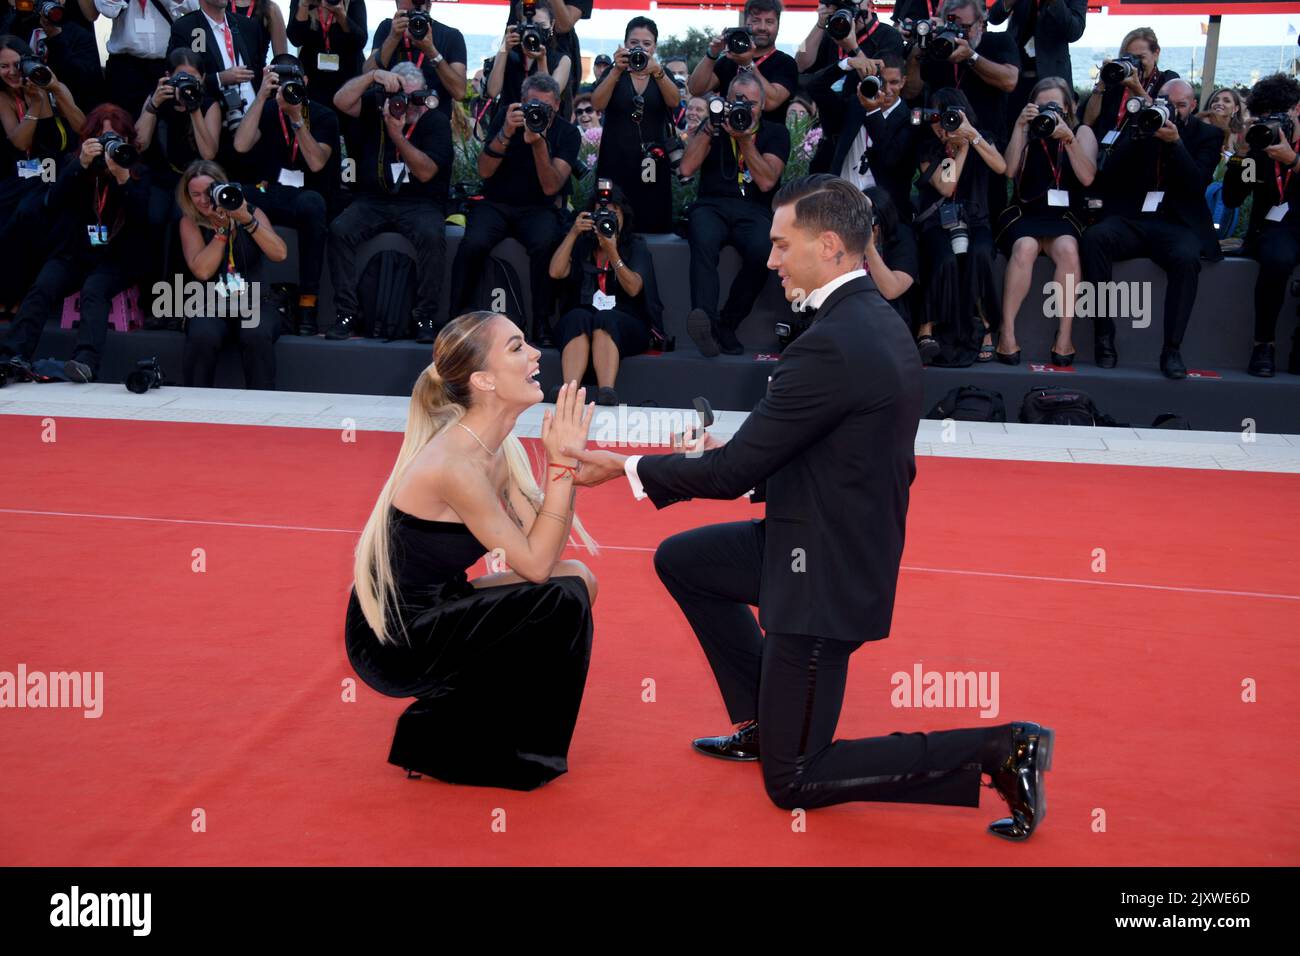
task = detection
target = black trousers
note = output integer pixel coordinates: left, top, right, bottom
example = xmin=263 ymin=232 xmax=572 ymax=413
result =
xmin=105 ymin=53 xmax=168 ymax=119
xmin=250 ymin=183 xmax=327 ymax=295
xmin=654 ymin=520 xmax=1011 ymax=810
xmin=450 ymin=199 xmax=563 ymax=336
xmin=687 ymin=197 xmax=772 ymax=331
xmin=1248 ymin=220 xmax=1300 ymax=343
xmin=327 ymin=196 xmax=445 ymax=326
xmin=1080 ymin=214 xmax=1202 ymax=347
xmin=183 ymin=309 xmax=281 ymax=389
xmin=1 ymin=255 xmax=132 ymax=374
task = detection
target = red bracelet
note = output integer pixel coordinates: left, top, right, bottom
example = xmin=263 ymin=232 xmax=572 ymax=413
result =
xmin=548 ymin=463 xmax=578 ymax=481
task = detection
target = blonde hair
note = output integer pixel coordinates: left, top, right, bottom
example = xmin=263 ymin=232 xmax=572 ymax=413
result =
xmin=176 ymin=159 xmax=230 ymax=226
xmin=353 ymin=311 xmax=599 ymax=646
xmin=1121 ymin=28 xmax=1160 ymax=60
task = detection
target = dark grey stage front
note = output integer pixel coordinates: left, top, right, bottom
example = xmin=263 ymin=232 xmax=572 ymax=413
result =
xmin=25 ymin=227 xmax=1300 ymax=433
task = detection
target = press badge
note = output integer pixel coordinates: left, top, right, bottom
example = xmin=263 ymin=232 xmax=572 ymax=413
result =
xmin=1047 ymin=189 xmax=1069 ymax=208
xmin=1023 ymin=37 xmax=1036 ymax=59
xmin=390 ymin=162 xmax=408 ymax=185
xmin=16 ymin=158 xmax=41 ymax=178
xmin=592 ymin=290 xmax=616 ymax=311
xmin=1142 ymin=191 xmax=1164 ymax=212
xmin=317 ymin=53 xmax=340 ymax=72
xmin=278 ymin=168 xmax=304 ymax=188
xmin=1101 ymin=129 xmax=1119 ymax=146
xmin=134 ymin=18 xmax=155 ymax=35
xmin=87 ymin=225 xmax=108 ymax=246
xmin=1266 ymin=203 xmax=1289 ymax=222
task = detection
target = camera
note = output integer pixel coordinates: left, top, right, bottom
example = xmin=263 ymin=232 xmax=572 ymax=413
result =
xmin=35 ymin=0 xmax=64 ymax=22
xmin=912 ymin=106 xmax=963 ymax=132
xmin=723 ymin=27 xmax=753 ymax=56
xmin=826 ymin=0 xmax=858 ymax=42
xmin=1133 ymin=96 xmax=1171 ymax=137
xmin=1028 ymin=102 xmax=1065 ymax=139
xmin=1245 ymin=112 xmax=1296 ymax=152
xmin=775 ymin=313 xmax=812 ymax=352
xmin=406 ymin=11 xmax=431 ymax=41
xmin=125 ymin=357 xmax=164 ymax=394
xmin=20 ymin=55 xmax=53 ymax=88
xmin=642 ymin=139 xmax=684 ymax=170
xmin=938 ymin=200 xmax=968 ymax=255
xmin=522 ymin=99 xmax=553 ymax=132
xmin=270 ymin=64 xmax=307 ymax=106
xmin=627 ymin=47 xmax=649 ymax=72
xmin=97 ymin=130 xmax=139 ymax=168
xmin=928 ymin=15 xmax=969 ymax=61
xmin=706 ymin=95 xmax=755 ymax=135
xmin=1100 ymin=54 xmax=1141 ymax=87
xmin=516 ymin=1 xmax=551 ymax=56
xmin=209 ymin=181 xmax=244 ymax=211
xmin=899 ymin=17 xmax=933 ymax=50
xmin=168 ymin=71 xmax=204 ymax=110
xmin=592 ymin=178 xmax=619 ymax=239
xmin=858 ymin=74 xmax=882 ymax=100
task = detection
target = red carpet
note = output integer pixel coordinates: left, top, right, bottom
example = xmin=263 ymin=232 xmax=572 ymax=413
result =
xmin=1 ymin=414 xmax=1297 ymax=866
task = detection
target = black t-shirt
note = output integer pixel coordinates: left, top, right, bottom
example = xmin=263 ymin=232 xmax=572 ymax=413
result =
xmin=697 ymin=119 xmax=791 ymax=207
xmin=713 ymin=48 xmax=800 ymax=123
xmin=148 ymin=94 xmax=220 ymax=181
xmin=805 ymin=17 xmax=906 ymax=75
xmin=880 ymin=220 xmax=919 ymax=286
xmin=371 ymin=17 xmax=466 ymax=120
xmin=352 ymin=89 xmax=452 ymax=202
xmin=919 ymin=30 xmax=1020 ymax=145
xmin=481 ymin=108 xmax=580 ymax=207
xmin=249 ymin=99 xmax=340 ymax=195
xmin=506 ymin=0 xmax=591 ymax=103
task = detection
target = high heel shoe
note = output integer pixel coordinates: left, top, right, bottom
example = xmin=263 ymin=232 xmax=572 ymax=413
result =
xmin=1050 ymin=349 xmax=1076 ymax=367
xmin=995 ymin=348 xmax=1022 ymax=365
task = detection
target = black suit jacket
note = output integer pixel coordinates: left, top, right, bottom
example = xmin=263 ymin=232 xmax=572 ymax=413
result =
xmin=637 ymin=275 xmax=923 ymax=643
xmin=168 ymin=9 xmax=261 ymax=101
xmin=986 ymin=0 xmax=1086 ymax=88
xmin=824 ymin=97 xmax=917 ymax=222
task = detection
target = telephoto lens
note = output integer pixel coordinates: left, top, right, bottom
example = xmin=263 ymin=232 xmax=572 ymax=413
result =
xmin=826 ymin=7 xmax=855 ymax=41
xmin=36 ymin=0 xmax=64 ymax=22
xmin=523 ymin=99 xmax=552 ymax=132
xmin=1134 ymin=98 xmax=1171 ymax=137
xmin=20 ymin=55 xmax=53 ymax=87
xmin=1245 ymin=113 xmax=1293 ymax=151
xmin=627 ymin=48 xmax=649 ymax=72
xmin=726 ymin=100 xmax=755 ymax=134
xmin=858 ymin=74 xmax=882 ymax=99
xmin=1100 ymin=55 xmax=1139 ymax=86
xmin=209 ymin=181 xmax=244 ymax=211
xmin=98 ymin=131 xmax=139 ymax=168
xmin=387 ymin=91 xmax=409 ymax=118
xmin=1028 ymin=103 xmax=1063 ymax=139
xmin=928 ymin=18 xmax=968 ymax=62
xmin=724 ymin=27 xmax=753 ymax=56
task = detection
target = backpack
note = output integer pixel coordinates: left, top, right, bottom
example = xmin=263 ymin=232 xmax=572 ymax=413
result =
xmin=357 ymin=250 xmax=417 ymax=340
xmin=926 ymin=386 xmax=1006 ymax=422
xmin=1019 ymin=385 xmax=1121 ymax=426
xmin=1205 ymin=181 xmax=1240 ymax=240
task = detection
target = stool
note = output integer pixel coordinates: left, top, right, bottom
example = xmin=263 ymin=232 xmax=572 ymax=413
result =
xmin=60 ymin=286 xmax=144 ymax=332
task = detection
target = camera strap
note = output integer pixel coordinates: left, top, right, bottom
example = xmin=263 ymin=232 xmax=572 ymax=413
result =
xmin=403 ymin=35 xmax=425 ymax=70
xmin=1111 ymin=71 xmax=1159 ymax=132
xmin=913 ymin=153 xmax=949 ymax=226
xmin=319 ymin=10 xmax=334 ymax=52
xmin=1276 ymin=147 xmax=1298 ymax=200
xmin=146 ymin=0 xmax=176 ymax=27
xmin=277 ymin=105 xmax=303 ymax=165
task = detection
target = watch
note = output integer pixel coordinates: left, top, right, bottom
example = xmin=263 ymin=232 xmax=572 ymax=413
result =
xmin=289 ymin=120 xmax=303 ymax=131
xmin=969 ymin=51 xmax=981 ymax=64
xmin=431 ymin=52 xmax=444 ymax=66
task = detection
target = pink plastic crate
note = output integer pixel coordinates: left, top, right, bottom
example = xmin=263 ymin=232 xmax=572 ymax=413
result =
xmin=60 ymin=287 xmax=144 ymax=333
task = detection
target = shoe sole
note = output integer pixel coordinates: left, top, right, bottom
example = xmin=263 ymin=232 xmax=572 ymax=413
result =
xmin=63 ymin=360 xmax=93 ymax=383
xmin=687 ymin=312 xmax=720 ymax=358
xmin=987 ymin=725 xmax=1053 ymax=841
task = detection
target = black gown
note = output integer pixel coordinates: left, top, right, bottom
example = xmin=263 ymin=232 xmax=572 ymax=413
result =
xmin=995 ymin=136 xmax=1085 ymax=255
xmin=344 ymin=506 xmax=594 ymax=791
xmin=594 ymin=71 xmax=674 ymax=234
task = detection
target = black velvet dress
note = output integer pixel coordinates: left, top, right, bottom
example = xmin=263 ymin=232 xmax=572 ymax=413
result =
xmin=345 ymin=506 xmax=594 ymax=791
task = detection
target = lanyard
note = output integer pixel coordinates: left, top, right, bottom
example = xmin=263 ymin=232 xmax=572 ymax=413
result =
xmin=319 ymin=10 xmax=333 ymax=53
xmin=1040 ymin=139 xmax=1063 ymax=188
xmin=13 ymin=95 xmax=68 ymax=158
xmin=225 ymin=230 xmax=238 ymax=275
xmin=232 ymin=2 xmax=254 ymax=17
xmin=379 ymin=119 xmax=417 ymax=190
xmin=595 ymin=254 xmax=610 ymax=294
xmin=403 ymin=35 xmax=425 ymax=69
xmin=219 ymin=19 xmax=237 ymax=68
xmin=752 ymin=48 xmax=775 ymax=70
xmin=729 ymin=135 xmax=748 ymax=191
xmin=837 ymin=19 xmax=880 ymax=63
xmin=277 ymin=106 xmax=300 ymax=165
xmin=1275 ymin=138 xmax=1299 ymax=201
xmin=1113 ymin=69 xmax=1158 ymax=131
xmin=93 ymin=177 xmax=110 ymax=229
xmin=138 ymin=0 xmax=147 ymax=14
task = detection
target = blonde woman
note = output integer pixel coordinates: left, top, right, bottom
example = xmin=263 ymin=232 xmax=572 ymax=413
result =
xmin=1083 ymin=27 xmax=1179 ymax=139
xmin=345 ymin=310 xmax=601 ymax=791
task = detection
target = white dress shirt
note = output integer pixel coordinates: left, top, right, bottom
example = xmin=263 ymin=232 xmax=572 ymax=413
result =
xmin=623 ymin=268 xmax=869 ymax=502
xmin=840 ymin=97 xmax=902 ymax=192
xmin=99 ymin=0 xmax=197 ymax=59
xmin=203 ymin=8 xmax=256 ymax=113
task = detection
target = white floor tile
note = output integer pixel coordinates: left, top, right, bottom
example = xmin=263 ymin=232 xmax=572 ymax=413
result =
xmin=970 ymin=431 xmax=1107 ymax=450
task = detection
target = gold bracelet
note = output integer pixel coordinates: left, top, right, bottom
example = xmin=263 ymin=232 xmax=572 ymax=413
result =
xmin=538 ymin=510 xmax=569 ymax=523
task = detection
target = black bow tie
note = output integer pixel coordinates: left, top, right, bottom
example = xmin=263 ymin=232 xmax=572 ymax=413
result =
xmin=801 ymin=304 xmax=818 ymax=320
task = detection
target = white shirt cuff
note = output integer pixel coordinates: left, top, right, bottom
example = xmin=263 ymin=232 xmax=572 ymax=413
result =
xmin=624 ymin=455 xmax=647 ymax=501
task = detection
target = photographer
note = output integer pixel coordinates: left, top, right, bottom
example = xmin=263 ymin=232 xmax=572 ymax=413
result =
xmin=286 ymin=0 xmax=366 ymax=109
xmin=0 ymin=105 xmax=150 ymax=383
xmin=995 ymin=76 xmax=1096 ymax=366
xmin=485 ymin=0 xmax=570 ymax=109
xmin=136 ymin=50 xmax=222 ymax=179
xmin=327 ymin=62 xmax=452 ymax=343
xmin=176 ymin=157 xmax=287 ymax=388
xmin=168 ymin=0 xmax=259 ymax=133
xmin=1080 ymin=78 xmax=1222 ymax=379
xmin=22 ymin=0 xmax=102 ymax=110
xmin=795 ymin=1 xmax=904 ymax=73
xmin=1223 ymin=74 xmax=1300 ymax=377
xmin=814 ymin=50 xmax=914 ymax=217
xmin=862 ymin=183 xmax=918 ymax=322
xmin=547 ymin=179 xmax=664 ymax=406
xmin=911 ymin=88 xmax=1005 ymax=367
xmin=368 ymin=0 xmax=465 ymax=121
xmin=227 ymin=0 xmax=286 ymax=71
xmin=4 ymin=0 xmax=98 ymax=32
xmin=97 ymin=0 xmax=196 ymax=119
xmin=449 ymin=73 xmax=579 ymax=345
xmin=590 ymin=15 xmax=679 ymax=234
xmin=678 ymin=71 xmax=789 ymax=357
xmin=689 ymin=0 xmax=798 ymax=123
xmin=1082 ymin=27 xmax=1178 ymax=142
xmin=234 ymin=53 xmax=336 ymax=336
xmin=986 ymin=0 xmax=1086 ymax=125
xmin=506 ymin=0 xmax=592 ymax=112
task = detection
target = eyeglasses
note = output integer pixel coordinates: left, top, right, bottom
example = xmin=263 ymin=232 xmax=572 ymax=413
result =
xmin=576 ymin=106 xmax=595 ymax=115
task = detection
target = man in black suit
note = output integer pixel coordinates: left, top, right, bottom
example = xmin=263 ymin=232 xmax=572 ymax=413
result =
xmin=564 ymin=175 xmax=1054 ymax=841
xmin=168 ymin=0 xmax=259 ymax=126
xmin=1081 ymin=78 xmax=1223 ymax=379
xmin=986 ymin=0 xmax=1086 ymax=122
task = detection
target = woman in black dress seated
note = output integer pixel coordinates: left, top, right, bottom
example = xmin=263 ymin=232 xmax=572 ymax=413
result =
xmin=547 ymin=181 xmax=664 ymax=407
xmin=862 ymin=185 xmax=918 ymax=325
xmin=995 ymin=77 xmax=1098 ymax=366
xmin=912 ymin=88 xmax=1006 ymax=367
xmin=346 ymin=311 xmax=601 ymax=791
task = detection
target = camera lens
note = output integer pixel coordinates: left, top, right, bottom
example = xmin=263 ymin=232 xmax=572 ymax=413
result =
xmin=827 ymin=10 xmax=854 ymax=41
xmin=725 ymin=29 xmax=752 ymax=56
xmin=628 ymin=48 xmax=648 ymax=72
xmin=210 ymin=181 xmax=243 ymax=211
xmin=1029 ymin=111 xmax=1057 ymax=139
xmin=727 ymin=102 xmax=754 ymax=134
xmin=858 ymin=75 xmax=881 ymax=99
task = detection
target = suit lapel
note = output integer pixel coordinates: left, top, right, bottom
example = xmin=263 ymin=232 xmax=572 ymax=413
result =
xmin=814 ymin=275 xmax=877 ymax=320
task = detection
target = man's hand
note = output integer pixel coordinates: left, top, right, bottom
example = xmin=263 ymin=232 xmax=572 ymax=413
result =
xmin=372 ymin=69 xmax=401 ymax=93
xmin=384 ymin=108 xmax=405 ymax=138
xmin=563 ymin=446 xmax=628 ymax=487
xmin=219 ymin=67 xmax=255 ymax=87
xmin=257 ymin=71 xmax=279 ymax=102
xmin=1264 ymin=139 xmax=1299 ymax=167
xmin=1153 ymin=119 xmax=1180 ymax=144
xmin=503 ymin=102 xmax=525 ymax=136
xmin=950 ymin=37 xmax=974 ymax=64
xmin=671 ymin=425 xmax=725 ymax=453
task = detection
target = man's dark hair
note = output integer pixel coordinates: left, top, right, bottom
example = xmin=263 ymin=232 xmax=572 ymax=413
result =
xmin=270 ymin=53 xmax=302 ymax=70
xmin=745 ymin=0 xmax=782 ymax=20
xmin=1247 ymin=73 xmax=1300 ymax=117
xmin=521 ymin=73 xmax=562 ymax=102
xmin=625 ymin=16 xmax=658 ymax=42
xmin=879 ymin=51 xmax=905 ymax=73
xmin=773 ymin=174 xmax=874 ymax=256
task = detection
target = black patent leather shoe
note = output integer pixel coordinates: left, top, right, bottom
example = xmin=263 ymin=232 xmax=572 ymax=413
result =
xmin=414 ymin=318 xmax=436 ymax=344
xmin=325 ymin=313 xmax=358 ymax=341
xmin=1160 ymin=346 xmax=1188 ymax=380
xmin=692 ymin=719 xmax=760 ymax=761
xmin=1049 ymin=349 xmax=1075 ymax=367
xmin=1094 ymin=333 xmax=1117 ymax=369
xmin=1248 ymin=342 xmax=1275 ymax=378
xmin=988 ymin=721 xmax=1054 ymax=841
